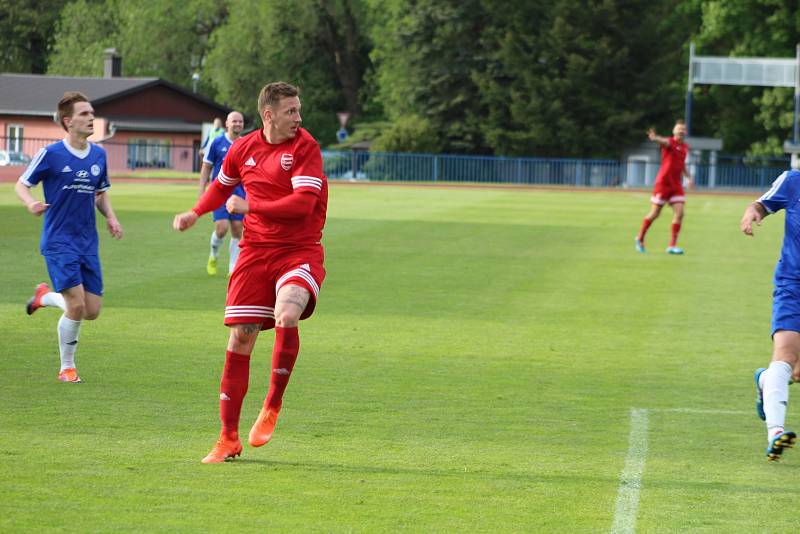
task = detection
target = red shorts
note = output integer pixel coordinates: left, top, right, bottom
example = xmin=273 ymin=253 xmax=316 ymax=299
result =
xmin=651 ymin=181 xmax=685 ymax=205
xmin=224 ymin=244 xmax=326 ymax=330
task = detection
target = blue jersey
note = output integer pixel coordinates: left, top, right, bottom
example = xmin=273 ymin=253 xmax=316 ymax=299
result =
xmin=202 ymin=133 xmax=234 ymax=181
xmin=759 ymin=170 xmax=800 ymax=284
xmin=20 ymin=140 xmax=110 ymax=256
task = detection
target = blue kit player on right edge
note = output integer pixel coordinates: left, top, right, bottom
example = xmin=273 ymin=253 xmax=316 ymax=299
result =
xmin=742 ymin=169 xmax=800 ymax=460
xmin=14 ymin=91 xmax=123 ymax=383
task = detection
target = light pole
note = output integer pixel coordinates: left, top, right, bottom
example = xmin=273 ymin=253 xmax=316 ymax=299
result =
xmin=192 ymin=72 xmax=200 ymax=93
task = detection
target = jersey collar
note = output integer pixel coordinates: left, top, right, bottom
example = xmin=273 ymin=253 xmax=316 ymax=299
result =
xmin=61 ymin=139 xmax=91 ymax=159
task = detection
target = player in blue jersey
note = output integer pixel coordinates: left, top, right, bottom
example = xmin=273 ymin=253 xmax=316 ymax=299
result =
xmin=741 ymin=169 xmax=800 ymax=460
xmin=14 ymin=91 xmax=123 ymax=383
xmin=198 ymin=111 xmax=245 ymax=276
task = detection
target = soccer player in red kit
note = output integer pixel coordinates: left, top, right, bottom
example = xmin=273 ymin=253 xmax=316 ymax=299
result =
xmin=173 ymin=82 xmax=327 ymax=463
xmin=635 ymin=120 xmax=694 ymax=255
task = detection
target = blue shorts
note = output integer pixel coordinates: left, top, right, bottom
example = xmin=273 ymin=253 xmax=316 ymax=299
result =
xmin=44 ymin=253 xmax=103 ymax=295
xmin=212 ymin=185 xmax=246 ymax=222
xmin=772 ymin=283 xmax=800 ymax=336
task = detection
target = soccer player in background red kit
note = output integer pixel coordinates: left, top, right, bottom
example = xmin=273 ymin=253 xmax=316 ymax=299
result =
xmin=173 ymin=82 xmax=328 ymax=463
xmin=635 ymin=119 xmax=694 ymax=255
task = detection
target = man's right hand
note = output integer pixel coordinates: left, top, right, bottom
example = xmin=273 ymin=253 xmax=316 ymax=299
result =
xmin=740 ymin=202 xmax=765 ymax=236
xmin=26 ymin=201 xmax=49 ymax=216
xmin=173 ymin=210 xmax=198 ymax=232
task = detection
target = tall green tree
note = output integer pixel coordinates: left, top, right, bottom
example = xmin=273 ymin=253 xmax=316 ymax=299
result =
xmin=477 ymin=0 xmax=697 ymax=158
xmin=205 ymin=0 xmax=371 ymax=143
xmin=0 ymin=0 xmax=63 ymax=73
xmin=369 ymin=0 xmax=487 ymax=153
xmin=48 ymin=0 xmax=227 ymax=98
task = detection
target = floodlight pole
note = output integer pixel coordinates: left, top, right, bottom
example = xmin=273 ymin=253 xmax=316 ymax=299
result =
xmin=685 ymin=42 xmax=695 ymax=136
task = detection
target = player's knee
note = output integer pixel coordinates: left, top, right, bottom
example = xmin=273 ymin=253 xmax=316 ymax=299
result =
xmin=229 ymin=324 xmax=259 ymax=351
xmin=274 ymin=310 xmax=300 ymax=328
xmin=83 ymin=308 xmax=100 ymax=320
xmin=66 ymin=301 xmax=86 ymax=318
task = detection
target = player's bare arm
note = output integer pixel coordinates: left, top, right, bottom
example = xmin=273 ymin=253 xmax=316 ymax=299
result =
xmin=226 ymin=194 xmax=249 ymax=214
xmin=741 ymin=201 xmax=768 ymax=236
xmin=173 ymin=210 xmax=199 ymax=231
xmin=95 ymin=192 xmax=123 ymax=239
xmin=198 ymin=162 xmax=213 ymax=197
xmin=14 ymin=180 xmax=49 ymax=216
xmin=647 ymin=128 xmax=670 ymax=146
xmin=683 ymin=167 xmax=695 ymax=189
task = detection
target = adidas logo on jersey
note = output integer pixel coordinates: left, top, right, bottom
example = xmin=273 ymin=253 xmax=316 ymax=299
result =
xmin=61 ymin=165 xmax=72 ymax=173
xmin=245 ymin=157 xmax=256 ymax=166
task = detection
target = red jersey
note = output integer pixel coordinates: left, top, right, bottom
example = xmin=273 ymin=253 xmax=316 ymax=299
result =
xmin=654 ymin=137 xmax=689 ymax=188
xmin=218 ymin=127 xmax=328 ymax=247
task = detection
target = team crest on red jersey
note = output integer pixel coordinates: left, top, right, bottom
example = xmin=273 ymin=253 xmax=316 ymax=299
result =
xmin=280 ymin=153 xmax=294 ymax=171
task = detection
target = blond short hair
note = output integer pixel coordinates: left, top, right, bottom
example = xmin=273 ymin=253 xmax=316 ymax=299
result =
xmin=57 ymin=91 xmax=90 ymax=132
xmin=257 ymin=82 xmax=299 ymax=119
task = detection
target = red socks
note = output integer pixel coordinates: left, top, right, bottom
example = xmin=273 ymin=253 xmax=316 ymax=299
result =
xmin=670 ymin=222 xmax=681 ymax=247
xmin=220 ymin=350 xmax=250 ymax=439
xmin=264 ymin=326 xmax=300 ymax=412
xmin=638 ymin=218 xmax=652 ymax=243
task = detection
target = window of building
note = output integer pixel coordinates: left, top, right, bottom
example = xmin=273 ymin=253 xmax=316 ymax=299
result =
xmin=127 ymin=138 xmax=172 ymax=169
xmin=7 ymin=124 xmax=23 ymax=152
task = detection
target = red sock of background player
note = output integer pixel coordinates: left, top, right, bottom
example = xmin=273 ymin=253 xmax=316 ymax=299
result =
xmin=669 ymin=222 xmax=681 ymax=247
xmin=638 ymin=218 xmax=653 ymax=243
xmin=264 ymin=326 xmax=299 ymax=412
xmin=220 ymin=351 xmax=250 ymax=440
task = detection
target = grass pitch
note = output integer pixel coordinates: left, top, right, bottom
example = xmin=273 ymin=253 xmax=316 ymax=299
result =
xmin=0 ymin=182 xmax=797 ymax=532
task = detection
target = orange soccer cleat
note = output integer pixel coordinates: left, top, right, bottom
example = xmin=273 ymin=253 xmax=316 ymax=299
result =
xmin=57 ymin=368 xmax=82 ymax=383
xmin=26 ymin=282 xmax=51 ymax=315
xmin=248 ymin=408 xmax=279 ymax=447
xmin=201 ymin=434 xmax=243 ymax=464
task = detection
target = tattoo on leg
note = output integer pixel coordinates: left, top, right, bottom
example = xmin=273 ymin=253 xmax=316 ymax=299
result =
xmin=277 ymin=297 xmax=307 ymax=311
xmin=241 ymin=324 xmax=260 ymax=335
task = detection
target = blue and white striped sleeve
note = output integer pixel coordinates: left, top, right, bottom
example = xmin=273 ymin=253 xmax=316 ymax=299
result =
xmin=18 ymin=148 xmax=48 ymax=187
xmin=758 ymin=171 xmax=793 ymax=213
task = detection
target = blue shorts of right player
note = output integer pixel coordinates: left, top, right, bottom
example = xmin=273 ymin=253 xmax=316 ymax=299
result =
xmin=44 ymin=253 xmax=103 ymax=295
xmin=772 ymin=283 xmax=800 ymax=336
xmin=212 ymin=184 xmax=246 ymax=222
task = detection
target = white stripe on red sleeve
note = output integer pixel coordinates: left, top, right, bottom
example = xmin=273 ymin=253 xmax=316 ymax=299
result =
xmin=291 ymin=176 xmax=322 ymax=190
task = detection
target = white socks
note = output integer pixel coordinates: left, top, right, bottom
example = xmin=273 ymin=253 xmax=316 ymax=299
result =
xmin=229 ymin=238 xmax=240 ymax=274
xmin=42 ymin=292 xmax=66 ymax=310
xmin=57 ymin=314 xmax=81 ymax=371
xmin=763 ymin=361 xmax=792 ymax=441
xmin=210 ymin=232 xmax=223 ymax=258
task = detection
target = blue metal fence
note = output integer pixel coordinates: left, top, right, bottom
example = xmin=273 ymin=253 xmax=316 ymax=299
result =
xmin=323 ymin=150 xmax=792 ymax=190
xmin=2 ymin=135 xmax=792 ymax=190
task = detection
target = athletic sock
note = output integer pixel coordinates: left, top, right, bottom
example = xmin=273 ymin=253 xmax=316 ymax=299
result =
xmin=42 ymin=292 xmax=66 ymax=310
xmin=228 ymin=238 xmax=240 ymax=274
xmin=220 ymin=350 xmax=250 ymax=440
xmin=264 ymin=326 xmax=300 ymax=412
xmin=764 ymin=361 xmax=792 ymax=442
xmin=638 ymin=218 xmax=652 ymax=242
xmin=669 ymin=222 xmax=681 ymax=247
xmin=210 ymin=232 xmax=223 ymax=259
xmin=57 ymin=314 xmax=81 ymax=371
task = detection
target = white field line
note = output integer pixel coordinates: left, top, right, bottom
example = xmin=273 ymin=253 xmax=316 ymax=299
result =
xmin=610 ymin=406 xmax=750 ymax=533
xmin=611 ymin=408 xmax=649 ymax=534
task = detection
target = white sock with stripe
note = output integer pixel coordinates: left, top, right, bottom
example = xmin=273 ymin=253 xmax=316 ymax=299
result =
xmin=764 ymin=360 xmax=792 ymax=442
xmin=210 ymin=232 xmax=223 ymax=258
xmin=57 ymin=314 xmax=81 ymax=371
xmin=42 ymin=292 xmax=66 ymax=310
xmin=229 ymin=238 xmax=240 ymax=273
